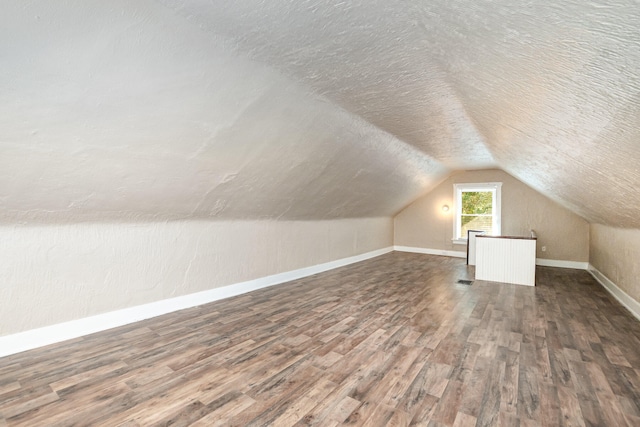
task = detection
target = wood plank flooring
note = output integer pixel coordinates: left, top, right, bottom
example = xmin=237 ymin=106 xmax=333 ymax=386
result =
xmin=1 ymin=252 xmax=640 ymax=426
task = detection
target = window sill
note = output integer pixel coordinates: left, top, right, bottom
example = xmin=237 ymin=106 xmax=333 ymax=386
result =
xmin=452 ymin=239 xmax=468 ymax=245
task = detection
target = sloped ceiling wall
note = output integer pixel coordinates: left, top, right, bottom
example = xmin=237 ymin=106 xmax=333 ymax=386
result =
xmin=2 ymin=1 xmax=639 ymax=226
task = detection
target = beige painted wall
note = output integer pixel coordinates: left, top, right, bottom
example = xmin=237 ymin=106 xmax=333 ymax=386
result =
xmin=394 ymin=169 xmax=590 ymax=261
xmin=590 ymin=224 xmax=640 ymax=303
xmin=0 ymin=218 xmax=392 ymax=336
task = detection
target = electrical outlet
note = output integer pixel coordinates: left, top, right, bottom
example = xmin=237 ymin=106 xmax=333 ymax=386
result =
xmin=541 ymin=246 xmax=547 ymax=252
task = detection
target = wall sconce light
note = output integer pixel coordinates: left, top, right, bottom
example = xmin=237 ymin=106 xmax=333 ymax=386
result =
xmin=442 ymin=204 xmax=450 ymax=212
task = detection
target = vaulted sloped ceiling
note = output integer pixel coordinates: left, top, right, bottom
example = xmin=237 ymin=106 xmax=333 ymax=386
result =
xmin=2 ymin=1 xmax=639 ymax=226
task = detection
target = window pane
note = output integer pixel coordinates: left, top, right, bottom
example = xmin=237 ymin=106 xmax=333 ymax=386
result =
xmin=461 ymin=191 xmax=493 ymax=214
xmin=454 ymin=182 xmax=501 ymax=240
xmin=461 ymin=215 xmax=493 ymax=236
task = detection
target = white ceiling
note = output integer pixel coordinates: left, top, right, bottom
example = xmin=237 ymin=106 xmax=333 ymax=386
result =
xmin=1 ymin=1 xmax=639 ymax=226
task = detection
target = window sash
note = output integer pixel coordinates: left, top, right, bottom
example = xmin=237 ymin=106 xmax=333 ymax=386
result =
xmin=453 ymin=183 xmax=502 ymax=241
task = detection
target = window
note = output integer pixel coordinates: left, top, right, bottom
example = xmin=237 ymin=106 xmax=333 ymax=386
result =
xmin=453 ymin=182 xmax=502 ymax=243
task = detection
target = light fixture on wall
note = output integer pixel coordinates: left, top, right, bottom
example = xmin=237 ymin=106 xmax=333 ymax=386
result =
xmin=441 ymin=204 xmax=450 ymax=212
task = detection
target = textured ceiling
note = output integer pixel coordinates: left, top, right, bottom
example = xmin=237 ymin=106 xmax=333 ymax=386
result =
xmin=1 ymin=1 xmax=639 ymax=226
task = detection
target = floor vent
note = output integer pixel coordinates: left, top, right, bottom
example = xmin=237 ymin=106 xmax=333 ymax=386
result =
xmin=457 ymin=279 xmax=473 ymax=285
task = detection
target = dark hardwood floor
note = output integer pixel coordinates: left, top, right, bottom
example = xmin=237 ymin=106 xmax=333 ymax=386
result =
xmin=1 ymin=252 xmax=640 ymax=426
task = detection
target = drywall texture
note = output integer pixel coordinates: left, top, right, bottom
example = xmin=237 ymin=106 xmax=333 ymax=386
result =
xmin=2 ymin=1 xmax=640 ymax=227
xmin=160 ymin=0 xmax=640 ymax=227
xmin=0 ymin=218 xmax=392 ymax=336
xmin=590 ymin=224 xmax=640 ymax=304
xmin=0 ymin=0 xmax=445 ymax=223
xmin=394 ymin=169 xmax=590 ymax=261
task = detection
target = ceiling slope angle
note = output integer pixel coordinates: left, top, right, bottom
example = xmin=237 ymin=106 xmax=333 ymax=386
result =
xmin=156 ymin=0 xmax=497 ymax=171
xmin=159 ymin=0 xmax=640 ymax=228
xmin=412 ymin=0 xmax=640 ymax=228
xmin=0 ymin=0 xmax=448 ymax=223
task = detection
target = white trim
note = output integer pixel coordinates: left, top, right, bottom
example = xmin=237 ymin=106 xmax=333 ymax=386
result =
xmin=0 ymin=246 xmax=393 ymax=358
xmin=393 ymin=248 xmax=589 ymax=270
xmin=394 ymin=245 xmax=466 ymax=259
xmin=535 ymin=258 xmax=589 ymax=270
xmin=589 ymin=264 xmax=640 ymax=322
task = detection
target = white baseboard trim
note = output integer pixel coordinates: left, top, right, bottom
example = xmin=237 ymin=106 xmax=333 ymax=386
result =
xmin=535 ymin=258 xmax=589 ymax=270
xmin=589 ymin=264 xmax=640 ymax=322
xmin=392 ymin=247 xmax=589 ymax=271
xmin=0 ymin=246 xmax=394 ymax=358
xmin=394 ymin=246 xmax=466 ymax=259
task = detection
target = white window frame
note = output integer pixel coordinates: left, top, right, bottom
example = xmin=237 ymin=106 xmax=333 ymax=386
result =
xmin=452 ymin=182 xmax=502 ymax=245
